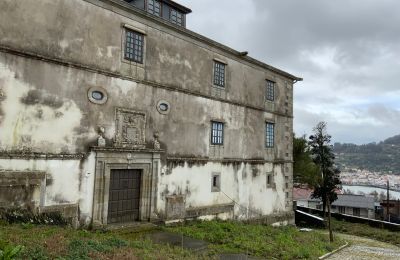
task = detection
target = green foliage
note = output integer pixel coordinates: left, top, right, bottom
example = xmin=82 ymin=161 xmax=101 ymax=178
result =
xmin=293 ymin=134 xmax=320 ymax=186
xmin=333 ymin=134 xmax=400 ymax=173
xmin=308 ymin=122 xmax=341 ymax=207
xmin=0 ymin=243 xmax=23 ymax=260
xmin=332 ymin=219 xmax=400 ymax=246
xmin=1 ymin=209 xmax=67 ymax=226
xmin=66 ymin=237 xmax=128 ymax=259
xmin=23 ymin=247 xmax=49 ymax=260
xmin=166 ymin=220 xmax=344 ymax=259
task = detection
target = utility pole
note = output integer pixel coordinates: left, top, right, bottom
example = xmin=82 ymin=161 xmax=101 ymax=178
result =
xmin=386 ymin=180 xmax=390 ymax=221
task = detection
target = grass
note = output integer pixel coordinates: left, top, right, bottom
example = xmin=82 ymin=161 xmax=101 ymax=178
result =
xmin=166 ymin=220 xmax=344 ymax=259
xmin=332 ymin=218 xmax=400 ymax=246
xmin=0 ymin=223 xmax=202 ymax=260
xmin=0 ymin=219 xmax=348 ymax=259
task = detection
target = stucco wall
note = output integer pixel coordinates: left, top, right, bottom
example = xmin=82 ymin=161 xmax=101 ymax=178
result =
xmin=0 ymin=0 xmax=297 ymax=225
xmin=158 ymin=162 xmax=290 ymax=218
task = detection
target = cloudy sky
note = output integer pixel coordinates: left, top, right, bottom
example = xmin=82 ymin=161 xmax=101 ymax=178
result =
xmin=179 ymin=0 xmax=400 ymax=144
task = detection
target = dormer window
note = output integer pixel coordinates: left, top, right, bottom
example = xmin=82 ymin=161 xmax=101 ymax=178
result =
xmin=123 ymin=0 xmax=191 ymax=28
xmin=170 ymin=9 xmax=183 ymax=26
xmin=148 ymin=0 xmax=161 ymax=16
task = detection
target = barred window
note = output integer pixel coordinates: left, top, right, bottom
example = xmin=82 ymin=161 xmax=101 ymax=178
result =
xmin=148 ymin=0 xmax=161 ymax=16
xmin=266 ymin=80 xmax=275 ymax=101
xmin=124 ymin=29 xmax=144 ymax=63
xmin=211 ymin=121 xmax=224 ymax=145
xmin=171 ymin=9 xmax=183 ymax=26
xmin=265 ymin=122 xmax=275 ymax=148
xmin=213 ymin=61 xmax=225 ymax=87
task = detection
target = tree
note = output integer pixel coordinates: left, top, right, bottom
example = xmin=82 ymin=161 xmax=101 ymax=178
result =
xmin=309 ymin=122 xmax=341 ymax=242
xmin=293 ymin=134 xmax=320 ymax=186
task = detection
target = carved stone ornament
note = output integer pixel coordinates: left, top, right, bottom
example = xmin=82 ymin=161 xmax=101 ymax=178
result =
xmin=153 ymin=132 xmax=161 ymax=150
xmin=114 ymin=108 xmax=146 ymax=149
xmin=97 ymin=126 xmax=106 ymax=147
xmin=0 ymin=88 xmax=4 ymax=101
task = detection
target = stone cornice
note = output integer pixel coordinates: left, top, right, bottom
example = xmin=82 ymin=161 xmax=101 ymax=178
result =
xmin=0 ymin=151 xmax=85 ymax=160
xmin=166 ymin=157 xmax=293 ymax=164
xmin=86 ymin=0 xmax=302 ymax=82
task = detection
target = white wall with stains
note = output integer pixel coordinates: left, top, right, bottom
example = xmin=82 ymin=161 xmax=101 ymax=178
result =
xmin=158 ymin=162 xmax=289 ymax=220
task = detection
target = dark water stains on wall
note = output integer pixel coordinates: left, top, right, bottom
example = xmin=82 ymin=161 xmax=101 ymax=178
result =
xmin=20 ymin=89 xmax=64 ymax=109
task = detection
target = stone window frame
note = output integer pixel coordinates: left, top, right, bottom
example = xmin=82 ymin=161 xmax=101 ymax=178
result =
xmin=121 ymin=24 xmax=147 ymax=67
xmin=266 ymin=172 xmax=274 ymax=188
xmin=211 ymin=172 xmax=221 ymax=192
xmin=213 ymin=59 xmax=227 ymax=88
xmin=156 ymin=100 xmax=171 ymax=115
xmin=265 ymin=79 xmax=275 ymax=102
xmin=88 ymin=86 xmax=108 ymax=105
xmin=210 ymin=120 xmax=225 ymax=146
xmin=265 ymin=121 xmax=275 ymax=148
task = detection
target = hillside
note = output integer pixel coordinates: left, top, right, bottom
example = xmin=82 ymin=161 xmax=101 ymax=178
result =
xmin=333 ymin=134 xmax=400 ymax=174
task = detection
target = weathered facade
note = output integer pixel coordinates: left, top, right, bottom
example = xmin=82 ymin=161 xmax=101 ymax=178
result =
xmin=0 ymin=0 xmax=301 ymax=227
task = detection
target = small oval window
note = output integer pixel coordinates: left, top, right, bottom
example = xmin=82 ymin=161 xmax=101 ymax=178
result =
xmin=159 ymin=103 xmax=169 ymax=112
xmin=92 ymin=91 xmax=104 ymax=101
xmin=88 ymin=87 xmax=108 ymax=105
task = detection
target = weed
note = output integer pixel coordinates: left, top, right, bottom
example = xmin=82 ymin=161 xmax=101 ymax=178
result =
xmin=0 ymin=245 xmax=24 ymax=260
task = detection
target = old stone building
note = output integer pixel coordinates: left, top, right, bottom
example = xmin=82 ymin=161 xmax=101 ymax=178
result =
xmin=0 ymin=0 xmax=301 ymax=227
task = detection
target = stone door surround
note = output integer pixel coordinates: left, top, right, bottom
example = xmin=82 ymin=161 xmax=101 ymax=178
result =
xmin=91 ymin=148 xmax=161 ymax=227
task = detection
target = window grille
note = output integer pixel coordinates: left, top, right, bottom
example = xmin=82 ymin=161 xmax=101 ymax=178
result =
xmin=125 ymin=29 xmax=144 ymax=63
xmin=211 ymin=121 xmax=224 ymax=145
xmin=170 ymin=9 xmax=183 ymax=26
xmin=213 ymin=61 xmax=225 ymax=87
xmin=265 ymin=122 xmax=275 ymax=148
xmin=148 ymin=0 xmax=161 ymax=16
xmin=266 ymin=80 xmax=275 ymax=101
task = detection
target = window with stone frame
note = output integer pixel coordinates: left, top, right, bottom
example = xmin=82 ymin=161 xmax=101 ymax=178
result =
xmin=147 ymin=0 xmax=161 ymax=16
xmin=211 ymin=173 xmax=221 ymax=192
xmin=211 ymin=121 xmax=224 ymax=145
xmin=266 ymin=172 xmax=274 ymax=188
xmin=265 ymin=122 xmax=275 ymax=148
xmin=124 ymin=29 xmax=144 ymax=63
xmin=266 ymin=80 xmax=275 ymax=101
xmin=213 ymin=61 xmax=226 ymax=87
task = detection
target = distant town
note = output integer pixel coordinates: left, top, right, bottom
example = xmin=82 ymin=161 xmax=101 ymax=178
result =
xmin=340 ymin=169 xmax=400 ymax=191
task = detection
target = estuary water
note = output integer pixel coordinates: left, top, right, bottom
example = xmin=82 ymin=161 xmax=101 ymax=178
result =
xmin=342 ymin=185 xmax=400 ymax=199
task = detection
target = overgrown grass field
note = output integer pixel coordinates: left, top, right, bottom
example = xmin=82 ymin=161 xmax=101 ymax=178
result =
xmin=332 ymin=219 xmax=400 ymax=246
xmin=166 ymin=220 xmax=343 ymax=259
xmin=0 ymin=223 xmax=199 ymax=260
xmin=0 ymin=220 xmax=345 ymax=259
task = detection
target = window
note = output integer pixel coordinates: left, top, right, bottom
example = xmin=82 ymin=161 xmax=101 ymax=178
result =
xmin=88 ymin=87 xmax=108 ymax=105
xmin=213 ymin=61 xmax=226 ymax=87
xmin=353 ymin=208 xmax=360 ymax=217
xmin=266 ymin=80 xmax=275 ymax=101
xmin=339 ymin=206 xmax=345 ymax=214
xmin=266 ymin=173 xmax=274 ymax=188
xmin=211 ymin=173 xmax=221 ymax=192
xmin=170 ymin=9 xmax=183 ymax=26
xmin=265 ymin=122 xmax=275 ymax=148
xmin=211 ymin=121 xmax=224 ymax=145
xmin=147 ymin=0 xmax=161 ymax=16
xmin=124 ymin=29 xmax=144 ymax=63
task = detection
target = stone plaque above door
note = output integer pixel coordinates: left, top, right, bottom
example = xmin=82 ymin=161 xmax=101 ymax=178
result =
xmin=114 ymin=108 xmax=146 ymax=149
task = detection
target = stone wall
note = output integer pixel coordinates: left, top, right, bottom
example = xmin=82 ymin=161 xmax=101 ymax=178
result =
xmin=0 ymin=0 xmax=298 ymax=226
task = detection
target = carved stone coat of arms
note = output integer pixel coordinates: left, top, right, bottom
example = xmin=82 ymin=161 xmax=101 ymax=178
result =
xmin=114 ymin=108 xmax=146 ymax=149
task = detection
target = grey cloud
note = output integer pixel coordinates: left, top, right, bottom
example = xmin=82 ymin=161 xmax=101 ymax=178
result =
xmin=179 ymin=0 xmax=400 ymax=143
